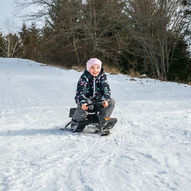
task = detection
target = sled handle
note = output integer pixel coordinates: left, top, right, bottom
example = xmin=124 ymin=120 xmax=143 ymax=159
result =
xmin=86 ymin=101 xmax=103 ymax=107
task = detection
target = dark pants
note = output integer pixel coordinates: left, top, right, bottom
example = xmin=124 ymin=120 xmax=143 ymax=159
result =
xmin=72 ymin=98 xmax=115 ymax=125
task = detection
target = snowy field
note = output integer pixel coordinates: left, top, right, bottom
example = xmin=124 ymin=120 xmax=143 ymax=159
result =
xmin=0 ymin=58 xmax=191 ymax=191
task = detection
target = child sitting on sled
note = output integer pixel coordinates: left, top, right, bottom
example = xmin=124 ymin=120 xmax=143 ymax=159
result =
xmin=71 ymin=58 xmax=115 ymax=132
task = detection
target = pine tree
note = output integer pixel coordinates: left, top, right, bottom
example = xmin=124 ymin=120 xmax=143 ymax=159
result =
xmin=19 ymin=23 xmax=41 ymax=60
xmin=168 ymin=36 xmax=191 ymax=82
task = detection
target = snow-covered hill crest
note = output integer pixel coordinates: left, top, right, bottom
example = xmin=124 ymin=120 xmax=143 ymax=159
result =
xmin=0 ymin=58 xmax=191 ymax=191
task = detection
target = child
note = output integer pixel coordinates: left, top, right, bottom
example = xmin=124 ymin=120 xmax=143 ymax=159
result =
xmin=71 ymin=58 xmax=115 ymax=132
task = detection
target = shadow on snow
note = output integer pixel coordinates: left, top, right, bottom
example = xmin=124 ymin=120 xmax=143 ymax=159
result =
xmin=0 ymin=126 xmax=71 ymax=137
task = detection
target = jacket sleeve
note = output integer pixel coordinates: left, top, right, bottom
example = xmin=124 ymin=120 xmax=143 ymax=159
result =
xmin=101 ymin=73 xmax=111 ymax=102
xmin=75 ymin=75 xmax=88 ymax=106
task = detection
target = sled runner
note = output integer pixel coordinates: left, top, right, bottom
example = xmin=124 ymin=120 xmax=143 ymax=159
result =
xmin=60 ymin=101 xmax=117 ymax=136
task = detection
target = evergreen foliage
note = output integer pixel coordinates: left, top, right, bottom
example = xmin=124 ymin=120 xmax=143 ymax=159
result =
xmin=168 ymin=37 xmax=191 ymax=82
xmin=1 ymin=0 xmax=191 ymax=83
xmin=19 ymin=23 xmax=42 ymax=61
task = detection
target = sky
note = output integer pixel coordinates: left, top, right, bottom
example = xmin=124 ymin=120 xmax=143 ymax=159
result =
xmin=0 ymin=0 xmax=42 ymax=35
xmin=0 ymin=0 xmax=22 ymax=34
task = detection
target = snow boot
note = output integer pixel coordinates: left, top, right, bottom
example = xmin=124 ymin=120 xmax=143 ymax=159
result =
xmin=103 ymin=118 xmax=117 ymax=130
xmin=71 ymin=120 xmax=86 ymax=133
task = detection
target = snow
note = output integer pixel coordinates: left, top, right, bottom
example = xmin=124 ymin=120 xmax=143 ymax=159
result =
xmin=0 ymin=57 xmax=191 ymax=191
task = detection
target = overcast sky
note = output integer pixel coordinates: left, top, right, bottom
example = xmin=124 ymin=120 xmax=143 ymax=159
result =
xmin=0 ymin=0 xmax=21 ymax=34
xmin=0 ymin=0 xmax=43 ymax=35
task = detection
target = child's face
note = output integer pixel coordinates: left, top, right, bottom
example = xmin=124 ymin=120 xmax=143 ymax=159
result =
xmin=89 ymin=64 xmax=101 ymax=76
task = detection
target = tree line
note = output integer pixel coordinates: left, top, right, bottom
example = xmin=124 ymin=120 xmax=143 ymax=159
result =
xmin=0 ymin=0 xmax=191 ymax=83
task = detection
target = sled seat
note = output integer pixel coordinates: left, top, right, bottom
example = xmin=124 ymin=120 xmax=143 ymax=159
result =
xmin=69 ymin=108 xmax=76 ymax=118
xmin=69 ymin=108 xmax=98 ymax=121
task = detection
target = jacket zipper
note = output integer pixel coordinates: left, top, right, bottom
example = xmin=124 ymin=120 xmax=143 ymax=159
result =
xmin=93 ymin=77 xmax=95 ymax=98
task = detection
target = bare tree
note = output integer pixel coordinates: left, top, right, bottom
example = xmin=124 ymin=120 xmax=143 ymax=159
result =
xmin=0 ymin=33 xmax=20 ymax=57
xmin=79 ymin=0 xmax=127 ymax=65
xmin=15 ymin=0 xmax=51 ymax=20
xmin=16 ymin=0 xmax=189 ymax=78
xmin=16 ymin=0 xmax=127 ymax=66
xmin=122 ymin=0 xmax=188 ymax=79
xmin=0 ymin=19 xmax=20 ymax=57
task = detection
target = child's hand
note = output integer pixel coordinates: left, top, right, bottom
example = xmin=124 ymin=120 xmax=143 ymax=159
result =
xmin=82 ymin=103 xmax=88 ymax=110
xmin=102 ymin=100 xmax=109 ymax=108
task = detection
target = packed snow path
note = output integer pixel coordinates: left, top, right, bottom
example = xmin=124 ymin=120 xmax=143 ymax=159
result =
xmin=0 ymin=58 xmax=191 ymax=191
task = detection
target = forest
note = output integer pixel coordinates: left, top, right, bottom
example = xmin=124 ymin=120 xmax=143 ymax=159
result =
xmin=0 ymin=0 xmax=191 ymax=83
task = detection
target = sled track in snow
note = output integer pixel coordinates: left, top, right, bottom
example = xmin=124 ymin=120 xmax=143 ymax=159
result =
xmin=61 ymin=131 xmax=122 ymax=190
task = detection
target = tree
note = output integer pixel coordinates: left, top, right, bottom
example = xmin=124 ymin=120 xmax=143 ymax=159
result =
xmin=45 ymin=0 xmax=84 ymax=66
xmin=121 ymin=0 xmax=189 ymax=80
xmin=168 ymin=36 xmax=191 ymax=82
xmin=16 ymin=0 xmax=191 ymax=82
xmin=16 ymin=0 xmax=127 ymax=67
xmin=19 ymin=23 xmax=41 ymax=60
xmin=80 ymin=0 xmax=127 ymax=66
xmin=181 ymin=0 xmax=191 ymax=52
xmin=0 ymin=33 xmax=20 ymax=58
xmin=0 ymin=32 xmax=6 ymax=57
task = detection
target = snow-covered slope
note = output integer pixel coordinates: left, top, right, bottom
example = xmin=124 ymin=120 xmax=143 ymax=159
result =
xmin=0 ymin=58 xmax=191 ymax=191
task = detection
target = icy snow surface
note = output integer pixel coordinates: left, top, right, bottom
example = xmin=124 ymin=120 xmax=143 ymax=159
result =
xmin=0 ymin=58 xmax=191 ymax=191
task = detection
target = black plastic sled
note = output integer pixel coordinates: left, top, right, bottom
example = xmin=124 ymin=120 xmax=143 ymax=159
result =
xmin=60 ymin=101 xmax=117 ymax=136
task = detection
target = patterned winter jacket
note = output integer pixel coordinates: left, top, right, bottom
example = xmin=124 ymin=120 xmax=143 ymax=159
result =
xmin=75 ymin=68 xmax=111 ymax=106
